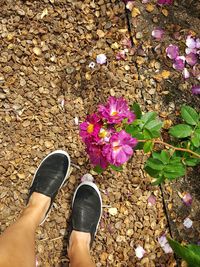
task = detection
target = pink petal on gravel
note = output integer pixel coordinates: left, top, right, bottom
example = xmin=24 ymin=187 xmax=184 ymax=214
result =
xmin=96 ymin=54 xmax=107 ymax=64
xmin=173 ymin=56 xmax=185 ymax=71
xmin=186 ymin=53 xmax=198 ymax=66
xmin=135 ymin=245 xmax=146 ymax=259
xmin=185 ymin=47 xmax=197 ymax=55
xmin=186 ymin=35 xmax=196 ymax=49
xmin=191 ymin=85 xmax=200 ymax=95
xmin=183 ymin=68 xmax=190 ymax=79
xmin=81 ymin=173 xmax=94 ymax=182
xmin=183 ymin=217 xmax=193 ymax=228
xmin=158 ymin=235 xmax=173 ymax=254
xmin=126 ymin=1 xmax=134 ymax=11
xmin=142 ymin=0 xmax=149 ymax=2
xmin=148 ymin=195 xmax=156 ymax=206
xmin=182 ymin=192 xmax=192 ymax=206
xmin=196 ymin=38 xmax=200 ymax=49
xmin=116 ymin=50 xmax=126 ymax=60
xmin=166 ymin=44 xmax=179 ymax=59
xmin=152 ymin=28 xmax=165 ymax=40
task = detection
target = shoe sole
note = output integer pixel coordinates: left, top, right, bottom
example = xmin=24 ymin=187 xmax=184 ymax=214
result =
xmin=72 ymin=181 xmax=102 ymax=236
xmin=30 ymin=149 xmax=71 ymax=224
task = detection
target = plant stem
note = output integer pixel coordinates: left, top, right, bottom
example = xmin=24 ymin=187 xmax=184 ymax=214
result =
xmin=138 ymin=140 xmax=200 ymax=159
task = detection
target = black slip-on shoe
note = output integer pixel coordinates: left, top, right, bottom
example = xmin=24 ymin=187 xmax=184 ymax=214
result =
xmin=27 ymin=150 xmax=71 ymax=225
xmin=68 ymin=181 xmax=102 ymax=248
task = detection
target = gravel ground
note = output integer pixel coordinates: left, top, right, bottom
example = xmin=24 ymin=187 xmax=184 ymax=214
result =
xmin=1 ymin=0 xmax=199 ymax=266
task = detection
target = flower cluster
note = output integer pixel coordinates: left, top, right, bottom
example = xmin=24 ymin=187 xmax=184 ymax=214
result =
xmin=80 ymin=97 xmax=137 ymax=169
xmin=166 ymin=35 xmax=200 ymax=93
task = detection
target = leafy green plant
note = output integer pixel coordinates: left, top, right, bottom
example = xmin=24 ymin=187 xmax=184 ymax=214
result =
xmin=167 ymin=238 xmax=200 ymax=267
xmin=126 ymin=104 xmax=200 ymax=184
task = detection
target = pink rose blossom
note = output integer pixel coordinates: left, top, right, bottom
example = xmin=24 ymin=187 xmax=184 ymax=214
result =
xmin=173 ymin=56 xmax=185 ymax=71
xmin=103 ymin=130 xmax=137 ymax=166
xmin=80 ymin=114 xmax=102 ymax=142
xmin=166 ymin=44 xmax=179 ymax=59
xmin=98 ymin=96 xmax=136 ymax=124
xmin=86 ymin=143 xmax=108 ymax=169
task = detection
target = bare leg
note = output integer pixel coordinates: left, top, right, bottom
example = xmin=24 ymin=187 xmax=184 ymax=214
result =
xmin=68 ymin=231 xmax=95 ymax=267
xmin=0 ymin=193 xmax=50 ymax=267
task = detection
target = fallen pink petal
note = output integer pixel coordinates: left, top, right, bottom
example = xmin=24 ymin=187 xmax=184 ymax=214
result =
xmin=191 ymin=85 xmax=200 ymax=94
xmin=116 ymin=50 xmax=126 ymax=60
xmin=186 ymin=35 xmax=196 ymax=49
xmin=152 ymin=28 xmax=165 ymax=40
xmin=183 ymin=217 xmax=193 ymax=228
xmin=96 ymin=54 xmax=107 ymax=64
xmin=157 ymin=0 xmax=173 ymax=5
xmin=182 ymin=68 xmax=190 ymax=79
xmin=158 ymin=235 xmax=173 ymax=254
xmin=173 ymin=56 xmax=185 ymax=71
xmin=166 ymin=44 xmax=179 ymax=59
xmin=135 ymin=245 xmax=146 ymax=259
xmin=185 ymin=47 xmax=197 ymax=55
xmin=126 ymin=1 xmax=134 ymax=11
xmin=148 ymin=195 xmax=156 ymax=206
xmin=182 ymin=192 xmax=192 ymax=206
xmin=185 ymin=53 xmax=198 ymax=66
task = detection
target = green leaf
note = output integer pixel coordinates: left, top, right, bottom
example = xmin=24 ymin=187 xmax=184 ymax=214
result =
xmin=141 ymin=111 xmax=157 ymax=125
xmin=160 ymin=150 xmax=170 ymax=164
xmin=145 ymin=158 xmax=164 ymax=171
xmin=144 ymin=119 xmax=163 ymax=138
xmin=169 ymin=124 xmax=193 ymax=138
xmin=191 ymin=129 xmax=200 ymax=147
xmin=125 ymin=125 xmax=140 ymax=137
xmin=143 ymin=128 xmax=153 ymax=139
xmin=143 ymin=141 xmax=154 ymax=153
xmin=163 ymin=162 xmax=185 ymax=179
xmin=167 ymin=238 xmax=200 ymax=267
xmin=184 ymin=158 xmax=200 ymax=167
xmin=181 ymin=105 xmax=199 ymax=126
xmin=131 ymin=103 xmax=142 ymax=119
xmin=110 ymin=165 xmax=123 ymax=171
xmin=144 ymin=166 xmax=160 ymax=177
xmin=93 ymin=165 xmax=104 ymax=174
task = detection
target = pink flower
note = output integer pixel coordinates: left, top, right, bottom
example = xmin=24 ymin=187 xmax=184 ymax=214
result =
xmin=182 ymin=192 xmax=192 ymax=206
xmin=148 ymin=195 xmax=156 ymax=206
xmin=86 ymin=143 xmax=108 ymax=169
xmin=158 ymin=235 xmax=173 ymax=254
xmin=98 ymin=97 xmax=136 ymax=124
xmin=80 ymin=114 xmax=102 ymax=142
xmin=152 ymin=28 xmax=165 ymax=40
xmin=185 ymin=53 xmax=198 ymax=66
xmin=166 ymin=44 xmax=179 ymax=59
xmin=157 ymin=0 xmax=173 ymax=5
xmin=191 ymin=85 xmax=200 ymax=95
xmin=173 ymin=56 xmax=185 ymax=71
xmin=103 ymin=130 xmax=137 ymax=166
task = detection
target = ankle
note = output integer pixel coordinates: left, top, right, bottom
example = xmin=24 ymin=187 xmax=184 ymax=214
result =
xmin=68 ymin=231 xmax=90 ymax=257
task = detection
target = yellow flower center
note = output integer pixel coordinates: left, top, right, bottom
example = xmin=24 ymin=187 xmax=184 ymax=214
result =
xmin=87 ymin=123 xmax=94 ymax=134
xmin=111 ymin=111 xmax=118 ymax=116
xmin=99 ymin=129 xmax=107 ymax=138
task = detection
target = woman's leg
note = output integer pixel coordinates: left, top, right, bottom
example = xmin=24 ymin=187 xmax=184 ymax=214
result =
xmin=0 ymin=193 xmax=50 ymax=267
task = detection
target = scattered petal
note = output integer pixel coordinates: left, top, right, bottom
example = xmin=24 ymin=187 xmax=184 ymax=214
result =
xmin=142 ymin=0 xmax=149 ymax=3
xmin=196 ymin=38 xmax=200 ymax=49
xmin=148 ymin=195 xmax=156 ymax=206
xmin=158 ymin=235 xmax=173 ymax=254
xmin=166 ymin=44 xmax=179 ymax=59
xmin=81 ymin=173 xmax=94 ymax=182
xmin=185 ymin=47 xmax=197 ymax=55
xmin=157 ymin=0 xmax=173 ymax=5
xmin=186 ymin=35 xmax=196 ymax=49
xmin=96 ymin=54 xmax=107 ymax=65
xmin=74 ymin=117 xmax=79 ymax=125
xmin=126 ymin=1 xmax=134 ymax=11
xmin=182 ymin=68 xmax=190 ymax=79
xmin=173 ymin=56 xmax=185 ymax=71
xmin=135 ymin=245 xmax=146 ymax=259
xmin=108 ymin=207 xmax=118 ymax=216
xmin=152 ymin=28 xmax=165 ymax=40
xmin=182 ymin=192 xmax=192 ymax=206
xmin=191 ymin=85 xmax=200 ymax=95
xmin=116 ymin=50 xmax=126 ymax=60
xmin=185 ymin=53 xmax=198 ymax=66
xmin=192 ymin=65 xmax=200 ymax=80
xmin=89 ymin=62 xmax=96 ymax=69
xmin=183 ymin=217 xmax=193 ymax=228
